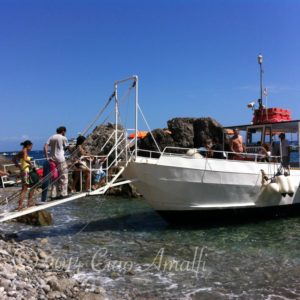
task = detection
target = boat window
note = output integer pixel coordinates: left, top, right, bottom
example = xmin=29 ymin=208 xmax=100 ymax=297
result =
xmin=264 ymin=127 xmax=272 ymax=144
xmin=247 ymin=127 xmax=263 ymax=146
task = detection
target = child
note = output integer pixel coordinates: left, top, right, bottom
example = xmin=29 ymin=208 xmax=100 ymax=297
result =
xmin=92 ymin=157 xmax=106 ymax=190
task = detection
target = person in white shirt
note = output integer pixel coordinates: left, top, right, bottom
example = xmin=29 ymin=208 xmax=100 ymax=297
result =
xmin=279 ymin=133 xmax=290 ymax=168
xmin=44 ymin=126 xmax=69 ymax=199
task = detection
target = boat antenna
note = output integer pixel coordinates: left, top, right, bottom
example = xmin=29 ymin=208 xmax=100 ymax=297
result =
xmin=257 ymin=54 xmax=264 ymax=109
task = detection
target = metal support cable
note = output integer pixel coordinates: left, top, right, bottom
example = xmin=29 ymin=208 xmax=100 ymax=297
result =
xmin=137 ymin=103 xmax=161 ymax=153
xmin=81 ymin=91 xmax=115 ymax=136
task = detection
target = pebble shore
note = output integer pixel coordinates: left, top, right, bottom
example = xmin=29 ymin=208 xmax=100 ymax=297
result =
xmin=0 ymin=233 xmax=107 ymax=300
xmin=0 ymin=185 xmax=108 ymax=300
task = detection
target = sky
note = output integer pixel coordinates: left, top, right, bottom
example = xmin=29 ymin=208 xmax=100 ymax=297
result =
xmin=1 ymin=0 xmax=300 ymax=151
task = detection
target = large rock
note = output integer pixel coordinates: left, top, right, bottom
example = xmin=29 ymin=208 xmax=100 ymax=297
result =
xmin=138 ymin=117 xmax=227 ymax=154
xmin=193 ymin=117 xmax=225 ymax=147
xmin=138 ymin=129 xmax=175 ymax=155
xmin=167 ymin=117 xmax=196 ymax=148
xmin=84 ymin=123 xmax=125 ymax=162
xmin=16 ymin=210 xmax=53 ymax=226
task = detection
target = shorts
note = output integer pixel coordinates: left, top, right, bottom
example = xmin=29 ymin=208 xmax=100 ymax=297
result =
xmin=94 ymin=171 xmax=106 ymax=183
xmin=21 ymin=171 xmax=30 ymax=185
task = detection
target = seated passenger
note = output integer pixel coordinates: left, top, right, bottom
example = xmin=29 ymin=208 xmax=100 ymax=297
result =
xmin=212 ymin=143 xmax=226 ymax=159
xmin=204 ymin=139 xmax=214 ymax=158
xmin=258 ymin=143 xmax=271 ymax=162
xmin=92 ymin=157 xmax=106 ymax=190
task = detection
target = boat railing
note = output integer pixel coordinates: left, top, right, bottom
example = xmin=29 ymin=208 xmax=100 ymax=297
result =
xmin=74 ymin=154 xmax=108 ymax=192
xmin=133 ymin=148 xmax=162 ymax=159
xmin=159 ymin=146 xmax=281 ymax=163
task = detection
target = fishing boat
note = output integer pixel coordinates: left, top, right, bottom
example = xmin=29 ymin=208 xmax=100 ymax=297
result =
xmin=121 ymin=56 xmax=300 ymax=223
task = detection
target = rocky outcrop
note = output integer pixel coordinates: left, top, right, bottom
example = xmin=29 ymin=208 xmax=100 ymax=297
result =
xmin=138 ymin=129 xmax=175 ymax=155
xmin=167 ymin=118 xmax=196 ymax=148
xmin=138 ymin=117 xmax=228 ymax=154
xmin=193 ymin=118 xmax=226 ymax=147
xmin=84 ymin=123 xmax=117 ymax=155
xmin=84 ymin=117 xmax=227 ymax=156
xmin=83 ymin=123 xmax=126 ymax=165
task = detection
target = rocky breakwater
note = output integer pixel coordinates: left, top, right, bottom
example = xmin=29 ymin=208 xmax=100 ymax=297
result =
xmin=0 ymin=235 xmax=107 ymax=300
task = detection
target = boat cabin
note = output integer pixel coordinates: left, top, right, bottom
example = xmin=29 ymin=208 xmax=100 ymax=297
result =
xmin=226 ymin=120 xmax=300 ymax=168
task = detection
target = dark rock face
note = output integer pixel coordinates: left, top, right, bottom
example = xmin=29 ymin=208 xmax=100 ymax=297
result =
xmin=138 ymin=117 xmax=227 ymax=153
xmin=138 ymin=129 xmax=175 ymax=154
xmin=83 ymin=123 xmax=126 ymax=165
xmin=193 ymin=118 xmax=225 ymax=147
xmin=84 ymin=123 xmax=118 ymax=155
xmin=84 ymin=117 xmax=227 ymax=156
xmin=167 ymin=118 xmax=196 ymax=148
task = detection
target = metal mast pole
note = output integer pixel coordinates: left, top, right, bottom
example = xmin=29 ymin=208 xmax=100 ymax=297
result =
xmin=258 ymin=54 xmax=263 ymax=109
xmin=134 ymin=75 xmax=138 ymax=160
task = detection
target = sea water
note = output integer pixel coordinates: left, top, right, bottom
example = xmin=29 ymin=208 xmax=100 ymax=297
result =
xmin=0 ymin=150 xmax=45 ymax=161
xmin=1 ymin=196 xmax=300 ymax=299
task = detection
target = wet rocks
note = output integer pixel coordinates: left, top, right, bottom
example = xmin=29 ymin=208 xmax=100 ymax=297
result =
xmin=0 ymin=235 xmax=107 ymax=299
xmin=16 ymin=210 xmax=53 ymax=226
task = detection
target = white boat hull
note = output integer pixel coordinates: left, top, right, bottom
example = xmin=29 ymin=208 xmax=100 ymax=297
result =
xmin=123 ymin=156 xmax=300 ymax=213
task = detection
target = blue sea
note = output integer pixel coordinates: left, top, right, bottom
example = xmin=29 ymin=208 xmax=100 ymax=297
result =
xmin=0 ymin=150 xmax=45 ymax=163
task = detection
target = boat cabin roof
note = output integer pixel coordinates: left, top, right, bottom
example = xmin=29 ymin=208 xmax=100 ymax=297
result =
xmin=225 ymin=119 xmax=300 ymax=133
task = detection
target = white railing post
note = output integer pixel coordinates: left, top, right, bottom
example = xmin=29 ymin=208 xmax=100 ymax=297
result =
xmin=114 ymin=83 xmax=118 ymax=167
